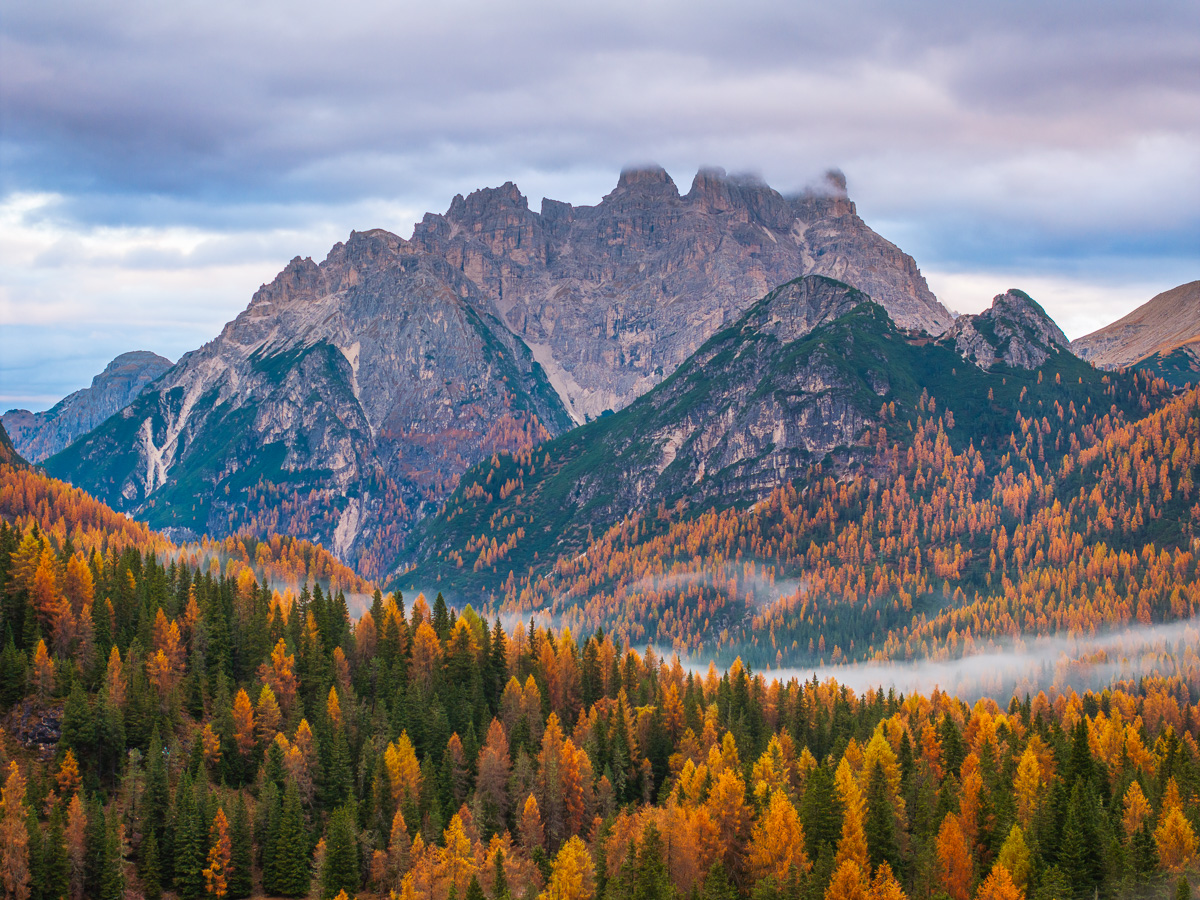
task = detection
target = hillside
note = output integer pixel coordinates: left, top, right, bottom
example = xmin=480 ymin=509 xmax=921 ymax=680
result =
xmin=3 ymin=384 xmax=1200 ymax=900
xmin=2 ymin=351 xmax=172 ymax=463
xmin=1072 ymin=280 xmax=1200 ymax=373
xmin=405 ymin=281 xmax=1106 ymax=610
xmin=42 ymin=168 xmax=951 ymax=577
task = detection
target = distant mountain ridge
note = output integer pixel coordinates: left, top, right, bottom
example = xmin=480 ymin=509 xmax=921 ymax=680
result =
xmin=1072 ymin=280 xmax=1200 ymax=370
xmin=3 ymin=350 xmax=172 ymax=462
xmin=44 ymin=166 xmax=951 ymax=577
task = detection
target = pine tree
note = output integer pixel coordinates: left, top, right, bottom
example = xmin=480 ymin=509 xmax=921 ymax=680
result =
xmin=320 ymin=805 xmax=360 ymax=899
xmin=41 ymin=813 xmax=70 ymax=900
xmin=227 ymin=794 xmax=252 ymax=900
xmin=864 ymin=760 xmax=901 ymax=875
xmin=173 ymin=773 xmax=207 ymax=900
xmin=99 ymin=813 xmax=124 ymax=900
xmin=84 ymin=797 xmax=108 ymax=900
xmin=1058 ymin=780 xmax=1102 ymax=896
xmin=633 ymin=824 xmax=675 ymax=900
xmin=799 ymin=764 xmax=842 ymax=857
xmin=141 ymin=830 xmax=162 ymax=900
xmin=273 ymin=778 xmax=310 ymax=898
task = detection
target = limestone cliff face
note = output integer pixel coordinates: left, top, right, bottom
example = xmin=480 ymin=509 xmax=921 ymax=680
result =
xmin=3 ymin=351 xmax=173 ymax=463
xmin=46 ymin=230 xmax=571 ymax=577
xmin=413 ymin=167 xmax=951 ymax=421
xmin=46 ymin=166 xmax=950 ymax=576
xmin=944 ymin=290 xmax=1071 ymax=370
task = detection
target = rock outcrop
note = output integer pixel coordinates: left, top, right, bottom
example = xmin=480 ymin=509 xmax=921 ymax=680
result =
xmin=413 ymin=166 xmax=952 ymax=421
xmin=46 ymin=167 xmax=951 ymax=576
xmin=1072 ymin=281 xmax=1200 ymax=369
xmin=945 ymin=290 xmax=1071 ymax=370
xmin=47 ymin=230 xmax=571 ymax=577
xmin=3 ymin=351 xmax=172 ymax=462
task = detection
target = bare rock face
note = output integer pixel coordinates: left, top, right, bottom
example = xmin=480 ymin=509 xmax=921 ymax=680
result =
xmin=1072 ymin=281 xmax=1200 ymax=369
xmin=47 ymin=230 xmax=571 ymax=577
xmin=413 ymin=166 xmax=952 ymax=421
xmin=945 ymin=290 xmax=1071 ymax=370
xmin=47 ymin=167 xmax=950 ymax=576
xmin=3 ymin=351 xmax=173 ymax=462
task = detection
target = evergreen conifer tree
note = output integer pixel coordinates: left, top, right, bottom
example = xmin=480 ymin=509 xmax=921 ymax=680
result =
xmin=141 ymin=830 xmax=162 ymax=900
xmin=320 ymin=805 xmax=360 ymax=899
xmin=228 ymin=793 xmax=253 ymax=899
xmin=865 ymin=760 xmax=901 ymax=874
xmin=273 ymin=778 xmax=310 ymax=898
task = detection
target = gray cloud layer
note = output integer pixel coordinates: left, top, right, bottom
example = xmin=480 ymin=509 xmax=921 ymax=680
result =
xmin=2 ymin=0 xmax=1198 ymax=406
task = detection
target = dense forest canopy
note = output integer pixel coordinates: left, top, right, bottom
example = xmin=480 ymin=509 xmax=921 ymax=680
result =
xmin=1 ymin=451 xmax=1199 ymax=900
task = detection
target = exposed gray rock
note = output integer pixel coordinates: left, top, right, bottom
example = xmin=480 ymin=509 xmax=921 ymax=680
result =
xmin=3 ymin=351 xmax=172 ymax=462
xmin=48 ymin=167 xmax=951 ymax=576
xmin=945 ymin=289 xmax=1071 ymax=369
xmin=414 ymin=166 xmax=952 ymax=421
xmin=46 ymin=230 xmax=571 ymax=578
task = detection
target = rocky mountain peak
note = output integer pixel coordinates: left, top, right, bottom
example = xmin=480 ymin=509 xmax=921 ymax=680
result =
xmin=750 ymin=275 xmax=872 ymax=343
xmin=615 ymin=163 xmax=676 ymax=190
xmin=3 ymin=350 xmax=173 ymax=463
xmin=448 ymin=182 xmax=531 ymax=225
xmin=946 ymin=289 xmax=1071 ymax=369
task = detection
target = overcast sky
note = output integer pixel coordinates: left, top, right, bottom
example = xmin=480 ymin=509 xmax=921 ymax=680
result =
xmin=2 ymin=0 xmax=1197 ymax=410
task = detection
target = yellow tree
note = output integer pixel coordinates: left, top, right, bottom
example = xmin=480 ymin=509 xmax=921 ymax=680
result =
xmin=0 ymin=762 xmax=30 ymax=900
xmin=103 ymin=646 xmax=125 ymax=709
xmin=520 ymin=795 xmax=545 ymax=852
xmin=255 ymin=684 xmax=282 ymax=744
xmin=56 ymin=749 xmax=81 ymax=798
xmin=204 ymin=807 xmax=232 ymax=898
xmin=705 ymin=768 xmax=750 ymax=874
xmin=833 ymin=759 xmax=868 ymax=871
xmin=539 ymin=836 xmax=595 ymax=900
xmin=974 ymin=864 xmax=1023 ymax=900
xmin=822 ymin=859 xmax=868 ymax=900
xmin=870 ymin=862 xmax=908 ymax=900
xmin=747 ymin=789 xmax=810 ymax=883
xmin=1121 ymin=782 xmax=1153 ymax=838
xmin=65 ymin=793 xmax=87 ymax=900
xmin=936 ymin=814 xmax=973 ymax=900
xmin=1154 ymin=806 xmax=1198 ymax=872
xmin=995 ymin=826 xmax=1030 ymax=889
xmin=1013 ymin=745 xmax=1041 ymax=831
xmin=32 ymin=639 xmax=54 ymax=700
xmin=231 ymin=689 xmax=256 ymax=757
xmin=385 ymin=732 xmax=423 ymax=809
xmin=437 ymin=815 xmax=478 ymax=899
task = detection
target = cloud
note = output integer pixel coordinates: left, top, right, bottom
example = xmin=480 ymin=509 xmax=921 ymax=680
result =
xmin=1 ymin=0 xmax=1197 ymax=405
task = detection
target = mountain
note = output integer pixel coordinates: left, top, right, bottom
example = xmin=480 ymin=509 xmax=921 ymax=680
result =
xmin=406 ymin=280 xmax=1094 ymax=595
xmin=943 ymin=289 xmax=1072 ymax=369
xmin=46 ymin=230 xmax=571 ymax=578
xmin=0 ymin=421 xmax=27 ymax=468
xmin=2 ymin=350 xmax=172 ymax=463
xmin=412 ymin=166 xmax=952 ymax=422
xmin=1071 ymin=280 xmax=1200 ymax=373
xmin=44 ymin=167 xmax=950 ymax=577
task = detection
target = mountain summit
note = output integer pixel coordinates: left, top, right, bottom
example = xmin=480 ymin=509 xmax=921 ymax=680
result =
xmin=1072 ymin=280 xmax=1200 ymax=371
xmin=45 ymin=167 xmax=950 ymax=576
xmin=3 ymin=350 xmax=172 ymax=463
xmin=413 ymin=165 xmax=951 ymax=421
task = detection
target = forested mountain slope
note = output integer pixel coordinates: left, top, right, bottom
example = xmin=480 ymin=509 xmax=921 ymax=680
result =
xmin=3 ymin=436 xmax=1200 ymax=900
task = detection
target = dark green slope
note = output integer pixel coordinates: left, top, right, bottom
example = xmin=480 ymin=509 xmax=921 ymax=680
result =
xmin=400 ymin=276 xmax=1113 ymax=595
